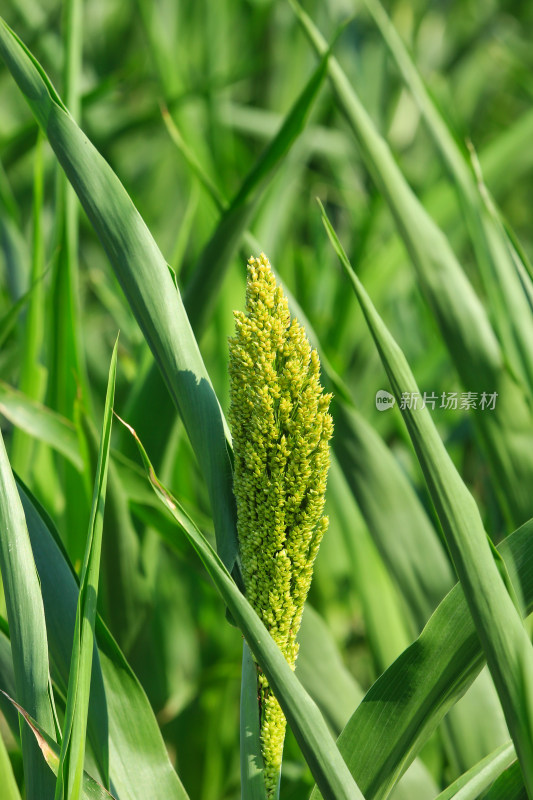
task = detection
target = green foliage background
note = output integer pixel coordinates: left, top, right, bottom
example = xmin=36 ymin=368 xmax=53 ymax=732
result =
xmin=1 ymin=0 xmax=533 ymax=798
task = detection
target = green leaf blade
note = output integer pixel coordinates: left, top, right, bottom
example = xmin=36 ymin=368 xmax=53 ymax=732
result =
xmin=2 ymin=692 xmax=116 ymax=800
xmin=292 ymin=1 xmax=533 ymax=529
xmin=240 ymin=642 xmax=268 ymax=800
xmin=184 ymin=53 xmax=328 ymax=336
xmin=121 ymin=417 xmax=364 ymax=800
xmin=434 ymin=740 xmax=515 ymax=800
xmin=0 ymin=723 xmax=22 ymax=800
xmin=0 ymin=433 xmax=55 ymax=799
xmin=0 ymin=17 xmax=238 ymax=575
xmin=363 ymin=0 xmax=533 ymax=396
xmin=321 ymin=207 xmax=533 ymax=796
xmin=18 ymin=480 xmax=190 ymax=800
xmin=308 ymin=514 xmax=533 ymax=800
xmin=55 ymin=340 xmax=117 ymax=800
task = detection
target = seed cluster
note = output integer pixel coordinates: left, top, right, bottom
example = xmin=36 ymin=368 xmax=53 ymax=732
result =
xmin=229 ymin=254 xmax=333 ymax=796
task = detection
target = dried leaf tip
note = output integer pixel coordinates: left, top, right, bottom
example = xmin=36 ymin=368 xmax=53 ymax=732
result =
xmin=229 ymin=253 xmax=333 ymax=795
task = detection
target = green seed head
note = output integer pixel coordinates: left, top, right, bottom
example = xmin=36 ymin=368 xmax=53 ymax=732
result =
xmin=229 ymin=253 xmax=333 ymax=796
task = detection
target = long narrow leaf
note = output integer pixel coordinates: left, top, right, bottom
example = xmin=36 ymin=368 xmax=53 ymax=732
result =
xmin=11 ymin=131 xmax=46 ymax=477
xmin=47 ymin=0 xmax=87 ymax=420
xmin=482 ymin=761 xmax=526 ymax=800
xmin=328 ymin=457 xmax=411 ymax=670
xmin=183 ymin=54 xmax=328 ymax=335
xmin=363 ymin=0 xmax=533 ymax=395
xmin=0 ymin=432 xmax=55 ymax=800
xmin=332 ymin=402 xmax=453 ymax=630
xmin=434 ymin=741 xmax=515 ymax=800
xmin=240 ymin=642 xmax=268 ymax=800
xmin=309 ymin=514 xmax=533 ymax=800
xmin=322 ymin=207 xmax=533 ymax=795
xmin=0 ymin=382 xmax=83 ymax=471
xmin=55 ymin=340 xmax=117 ymax=800
xmin=0 ymin=17 xmax=238 ymax=574
xmin=119 ymin=415 xmax=364 ymax=800
xmin=18 ymin=480 xmax=191 ymax=800
xmin=0 ymin=723 xmax=21 ymax=800
xmin=296 ymin=604 xmax=363 ymax=735
xmin=0 ymin=626 xmax=19 ymax=736
xmin=45 ymin=0 xmax=91 ymax=565
xmin=1 ymin=692 xmax=115 ymax=800
xmin=292 ymin=0 xmax=533 ymax=529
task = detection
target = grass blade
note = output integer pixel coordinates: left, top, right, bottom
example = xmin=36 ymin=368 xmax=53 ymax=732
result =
xmin=292 ymin=0 xmax=533 ymax=529
xmin=47 ymin=0 xmax=87 ymax=419
xmin=434 ymin=741 xmax=515 ymax=800
xmin=54 ymin=340 xmax=117 ymax=800
xmin=18 ymin=479 xmax=191 ymax=800
xmin=363 ymin=0 xmax=533 ymax=396
xmin=0 ymin=17 xmax=238 ymax=575
xmin=482 ymin=762 xmax=526 ymax=800
xmin=0 ymin=626 xmax=19 ymax=736
xmin=95 ymin=454 xmax=149 ymax=655
xmin=119 ymin=415 xmax=364 ymax=800
xmin=309 ymin=514 xmax=533 ymax=800
xmin=45 ymin=0 xmax=91 ymax=565
xmin=328 ymin=457 xmax=411 ymax=671
xmin=183 ymin=54 xmax=328 ymax=335
xmin=0 ymin=382 xmax=83 ymax=471
xmin=10 ymin=131 xmax=46 ymax=478
xmin=332 ymin=401 xmax=453 ymax=631
xmin=0 ymin=431 xmax=55 ymax=799
xmin=240 ymin=642 xmax=268 ymax=800
xmin=1 ymin=692 xmax=116 ymax=800
xmin=0 ymin=266 xmax=47 ymax=351
xmin=322 ymin=206 xmax=533 ymax=795
xmin=0 ymin=724 xmax=21 ymax=800
xmin=296 ymin=604 xmax=363 ymax=735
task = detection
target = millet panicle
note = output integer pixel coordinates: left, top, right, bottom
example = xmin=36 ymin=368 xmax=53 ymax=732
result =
xmin=229 ymin=253 xmax=333 ymax=796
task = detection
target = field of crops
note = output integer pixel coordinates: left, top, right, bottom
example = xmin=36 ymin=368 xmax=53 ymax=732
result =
xmin=1 ymin=1 xmax=533 ymax=798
